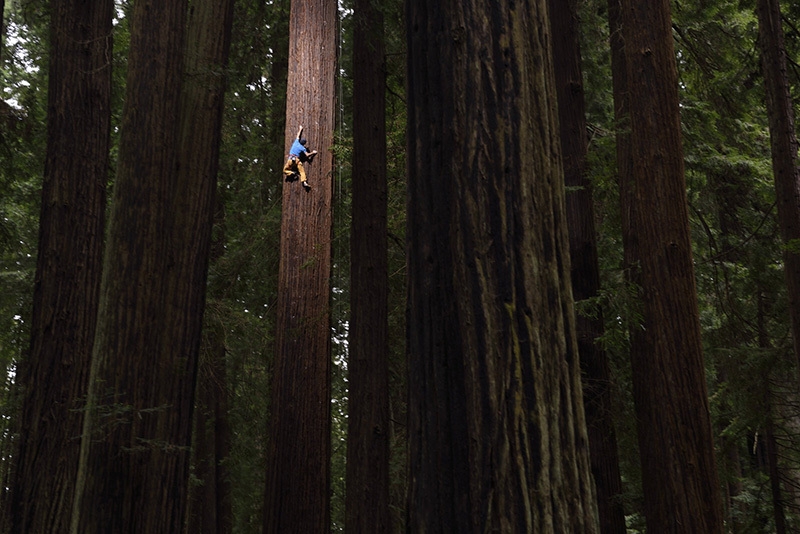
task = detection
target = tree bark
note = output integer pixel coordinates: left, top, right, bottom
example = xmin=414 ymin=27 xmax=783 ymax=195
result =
xmin=548 ymin=0 xmax=626 ymax=531
xmin=617 ymin=0 xmax=725 ymax=531
xmin=181 ymin=0 xmax=236 ymax=531
xmin=406 ymin=0 xmax=598 ymax=531
xmin=756 ymin=0 xmax=800 ymax=381
xmin=187 ymin=322 xmax=232 ymax=534
xmin=263 ymin=0 xmax=337 ymax=531
xmin=70 ymin=0 xmax=210 ymax=531
xmin=345 ymin=0 xmax=390 ymax=532
xmin=6 ymin=1 xmax=112 ymax=531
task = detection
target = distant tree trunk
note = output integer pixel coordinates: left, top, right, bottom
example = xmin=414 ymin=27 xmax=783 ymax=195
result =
xmin=187 ymin=322 xmax=232 ymax=534
xmin=70 ymin=0 xmax=210 ymax=531
xmin=618 ymin=0 xmax=724 ymax=531
xmin=548 ymin=0 xmax=626 ymax=532
xmin=406 ymin=0 xmax=599 ymax=531
xmin=6 ymin=1 xmax=112 ymax=532
xmin=756 ymin=0 xmax=800 ymax=377
xmin=181 ymin=0 xmax=236 ymax=531
xmin=346 ymin=0 xmax=390 ymax=532
xmin=0 ymin=0 xmax=5 ymax=69
xmin=266 ymin=0 xmax=289 ymax=191
xmin=263 ymin=0 xmax=336 ymax=531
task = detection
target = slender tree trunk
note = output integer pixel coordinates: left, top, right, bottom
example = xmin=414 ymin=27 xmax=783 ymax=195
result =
xmin=0 ymin=0 xmax=6 ymax=71
xmin=549 ymin=1 xmax=626 ymax=532
xmin=180 ymin=0 xmax=236 ymax=531
xmin=70 ymin=0 xmax=208 ymax=531
xmin=266 ymin=0 xmax=289 ymax=191
xmin=406 ymin=0 xmax=598 ymax=531
xmin=263 ymin=0 xmax=337 ymax=531
xmin=617 ymin=0 xmax=724 ymax=531
xmin=187 ymin=322 xmax=233 ymax=534
xmin=7 ymin=1 xmax=112 ymax=531
xmin=756 ymin=0 xmax=800 ymax=378
xmin=346 ymin=0 xmax=390 ymax=532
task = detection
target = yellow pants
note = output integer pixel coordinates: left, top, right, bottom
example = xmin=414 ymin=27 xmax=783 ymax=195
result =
xmin=283 ymin=156 xmax=307 ymax=183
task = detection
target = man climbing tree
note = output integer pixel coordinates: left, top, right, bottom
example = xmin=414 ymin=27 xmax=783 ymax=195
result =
xmin=282 ymin=124 xmax=318 ymax=190
xmin=263 ymin=0 xmax=336 ymax=531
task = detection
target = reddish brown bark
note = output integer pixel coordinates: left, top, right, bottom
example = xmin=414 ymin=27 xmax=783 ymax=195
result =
xmin=616 ymin=0 xmax=725 ymax=531
xmin=263 ymin=0 xmax=337 ymax=531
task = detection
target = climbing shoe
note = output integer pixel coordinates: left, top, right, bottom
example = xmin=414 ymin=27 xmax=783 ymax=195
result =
xmin=302 ymin=181 xmax=311 ymax=191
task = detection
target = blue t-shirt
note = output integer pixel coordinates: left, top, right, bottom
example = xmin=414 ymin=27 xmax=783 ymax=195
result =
xmin=289 ymin=139 xmax=308 ymax=157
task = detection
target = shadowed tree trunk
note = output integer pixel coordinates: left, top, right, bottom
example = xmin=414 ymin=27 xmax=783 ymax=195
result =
xmin=187 ymin=321 xmax=232 ymax=534
xmin=6 ymin=1 xmax=112 ymax=531
xmin=266 ymin=0 xmax=289 ymax=191
xmin=617 ymin=0 xmax=724 ymax=531
xmin=345 ymin=0 xmax=390 ymax=532
xmin=406 ymin=0 xmax=599 ymax=531
xmin=70 ymin=0 xmax=219 ymax=530
xmin=756 ymin=0 xmax=800 ymax=381
xmin=263 ymin=0 xmax=337 ymax=531
xmin=181 ymin=0 xmax=236 ymax=531
xmin=548 ymin=0 xmax=626 ymax=531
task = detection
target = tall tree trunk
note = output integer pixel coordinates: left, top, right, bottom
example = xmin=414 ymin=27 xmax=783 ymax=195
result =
xmin=6 ymin=1 xmax=112 ymax=531
xmin=187 ymin=321 xmax=232 ymax=534
xmin=756 ymin=0 xmax=800 ymax=377
xmin=181 ymin=0 xmax=236 ymax=531
xmin=618 ymin=0 xmax=724 ymax=531
xmin=263 ymin=0 xmax=337 ymax=531
xmin=266 ymin=0 xmax=289 ymax=193
xmin=70 ymin=0 xmax=211 ymax=530
xmin=765 ymin=416 xmax=786 ymax=534
xmin=406 ymin=0 xmax=599 ymax=531
xmin=346 ymin=0 xmax=390 ymax=532
xmin=548 ymin=0 xmax=626 ymax=532
xmin=0 ymin=0 xmax=6 ymax=71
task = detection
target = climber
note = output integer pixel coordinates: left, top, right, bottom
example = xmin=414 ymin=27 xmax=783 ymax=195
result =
xmin=283 ymin=125 xmax=318 ymax=191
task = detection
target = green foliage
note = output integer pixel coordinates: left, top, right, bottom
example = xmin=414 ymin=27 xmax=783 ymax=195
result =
xmin=0 ymin=1 xmax=48 ymax=489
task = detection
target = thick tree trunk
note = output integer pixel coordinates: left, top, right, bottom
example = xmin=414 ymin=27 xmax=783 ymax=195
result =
xmin=70 ymin=0 xmax=213 ymax=531
xmin=263 ymin=0 xmax=337 ymax=531
xmin=617 ymin=0 xmax=724 ymax=531
xmin=548 ymin=0 xmax=626 ymax=532
xmin=406 ymin=0 xmax=598 ymax=531
xmin=345 ymin=0 xmax=390 ymax=532
xmin=756 ymin=0 xmax=800 ymax=378
xmin=7 ymin=1 xmax=112 ymax=532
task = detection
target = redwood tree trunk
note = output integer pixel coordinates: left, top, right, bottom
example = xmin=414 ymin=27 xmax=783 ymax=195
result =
xmin=756 ymin=0 xmax=800 ymax=378
xmin=618 ymin=0 xmax=724 ymax=531
xmin=406 ymin=0 xmax=598 ymax=530
xmin=7 ymin=1 xmax=112 ymax=531
xmin=71 ymin=0 xmax=200 ymax=531
xmin=181 ymin=0 xmax=236 ymax=531
xmin=263 ymin=0 xmax=337 ymax=531
xmin=345 ymin=0 xmax=390 ymax=532
xmin=548 ymin=0 xmax=626 ymax=531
